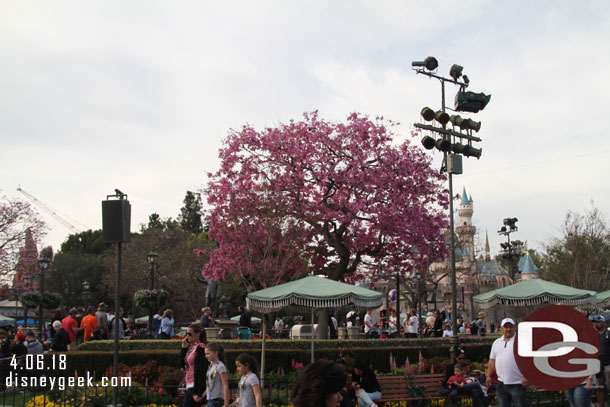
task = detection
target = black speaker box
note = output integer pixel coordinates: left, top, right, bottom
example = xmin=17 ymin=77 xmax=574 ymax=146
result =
xmin=102 ymin=199 xmax=131 ymax=243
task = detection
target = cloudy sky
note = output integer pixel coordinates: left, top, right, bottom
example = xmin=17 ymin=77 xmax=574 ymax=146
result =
xmin=2 ymin=1 xmax=609 ymax=259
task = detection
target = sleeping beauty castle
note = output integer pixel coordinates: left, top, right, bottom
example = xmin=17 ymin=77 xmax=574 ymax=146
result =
xmin=425 ymin=187 xmax=539 ymax=323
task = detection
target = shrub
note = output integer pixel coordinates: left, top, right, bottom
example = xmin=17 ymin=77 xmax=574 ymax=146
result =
xmin=65 ymin=337 xmax=493 ymax=377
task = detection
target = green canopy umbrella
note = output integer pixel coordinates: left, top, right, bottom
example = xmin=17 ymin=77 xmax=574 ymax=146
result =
xmin=473 ymin=278 xmax=596 ymax=308
xmin=247 ymin=275 xmax=382 ymax=311
xmin=594 ymin=289 xmax=610 ymax=308
xmin=247 ymin=275 xmax=382 ymax=382
xmin=0 ymin=314 xmax=15 ymax=326
xmin=135 ymin=315 xmax=149 ymax=325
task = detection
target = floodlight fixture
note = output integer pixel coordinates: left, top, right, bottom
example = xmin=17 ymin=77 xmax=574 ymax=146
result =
xmin=421 ymin=136 xmax=436 ymax=150
xmin=449 ymin=115 xmax=463 ymax=127
xmin=503 ymin=218 xmax=519 ymax=231
xmin=459 ymin=118 xmax=482 ymax=132
xmin=451 ymin=142 xmax=465 ymax=154
xmin=455 ymin=91 xmax=491 ymax=113
xmin=463 ymin=144 xmax=482 ymax=159
xmin=435 ymin=138 xmax=451 ymax=152
xmin=449 ymin=64 xmax=463 ymax=81
xmin=411 ymin=56 xmax=439 ymax=71
xmin=434 ymin=110 xmax=450 ymax=125
xmin=421 ymin=107 xmax=436 ymax=121
xmin=462 ymin=75 xmax=470 ymax=85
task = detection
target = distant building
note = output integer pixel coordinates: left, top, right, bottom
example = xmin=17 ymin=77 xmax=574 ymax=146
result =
xmin=428 ymin=188 xmax=517 ymax=323
xmin=379 ymin=187 xmax=539 ymax=324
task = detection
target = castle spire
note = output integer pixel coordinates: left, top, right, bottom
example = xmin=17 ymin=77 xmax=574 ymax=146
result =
xmin=485 ymin=230 xmax=490 ymax=261
xmin=460 ymin=187 xmax=470 ymax=205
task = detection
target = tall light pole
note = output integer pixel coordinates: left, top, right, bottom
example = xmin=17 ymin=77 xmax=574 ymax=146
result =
xmin=146 ymin=248 xmax=159 ymax=334
xmin=102 ymin=189 xmax=131 ymax=407
xmin=412 ymin=56 xmax=490 ymax=361
xmin=37 ymin=255 xmax=51 ymax=338
xmin=498 ymin=218 xmax=519 ymax=279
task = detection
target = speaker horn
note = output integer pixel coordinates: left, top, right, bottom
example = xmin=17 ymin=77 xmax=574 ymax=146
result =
xmin=435 ymin=111 xmax=450 ymax=125
xmin=463 ymin=145 xmax=482 ymax=159
xmin=421 ymin=136 xmax=436 ymax=150
xmin=421 ymin=107 xmax=435 ymax=121
xmin=452 ymin=143 xmax=465 ymax=154
xmin=435 ymin=138 xmax=451 ymax=152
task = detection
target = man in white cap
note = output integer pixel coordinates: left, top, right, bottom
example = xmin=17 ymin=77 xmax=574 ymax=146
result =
xmin=486 ymin=318 xmax=529 ymax=406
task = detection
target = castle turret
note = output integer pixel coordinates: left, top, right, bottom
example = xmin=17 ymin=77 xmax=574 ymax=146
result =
xmin=455 ymin=187 xmax=476 ymax=261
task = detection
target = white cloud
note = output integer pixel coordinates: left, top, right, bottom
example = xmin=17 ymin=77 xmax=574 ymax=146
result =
xmin=1 ymin=0 xmax=609 ymax=258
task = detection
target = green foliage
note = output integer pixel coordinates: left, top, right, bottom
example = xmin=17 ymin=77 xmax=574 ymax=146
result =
xmin=495 ymin=239 xmax=528 ymax=278
xmin=42 ymin=292 xmax=62 ymax=309
xmin=46 ymin=250 xmax=109 ymax=309
xmin=45 ymin=380 xmax=178 ymax=407
xmin=134 ymin=289 xmax=169 ymax=309
xmin=104 ymin=221 xmax=209 ymax=321
xmin=540 ymin=206 xmax=610 ymax=291
xmin=70 ymin=337 xmax=494 ymax=376
xmin=178 ymin=191 xmax=204 ymax=235
xmin=59 ymin=229 xmax=110 ymax=256
xmin=20 ymin=291 xmax=41 ymax=308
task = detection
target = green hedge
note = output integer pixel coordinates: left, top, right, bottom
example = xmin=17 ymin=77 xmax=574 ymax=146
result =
xmin=76 ymin=336 xmax=496 ymax=351
xmin=65 ymin=337 xmax=494 ymax=377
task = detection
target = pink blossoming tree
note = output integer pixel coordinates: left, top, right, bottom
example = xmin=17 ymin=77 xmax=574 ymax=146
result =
xmin=0 ymin=191 xmax=46 ymax=276
xmin=200 ymin=112 xmax=448 ymax=294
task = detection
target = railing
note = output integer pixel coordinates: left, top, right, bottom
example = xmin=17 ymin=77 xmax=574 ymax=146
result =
xmin=0 ymin=356 xmax=292 ymax=407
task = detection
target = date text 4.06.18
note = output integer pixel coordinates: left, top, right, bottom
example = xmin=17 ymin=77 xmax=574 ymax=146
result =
xmin=11 ymin=354 xmax=67 ymax=371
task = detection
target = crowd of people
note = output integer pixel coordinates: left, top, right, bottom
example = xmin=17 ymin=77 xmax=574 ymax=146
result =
xmin=0 ymin=302 xmax=165 ymax=359
xmin=355 ymin=307 xmax=498 ymax=339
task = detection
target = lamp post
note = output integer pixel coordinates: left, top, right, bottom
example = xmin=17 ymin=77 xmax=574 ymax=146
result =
xmin=412 ymin=56 xmax=489 ymax=361
xmin=83 ymin=280 xmax=90 ymax=308
xmin=146 ymin=248 xmax=159 ymax=334
xmin=37 ymin=255 xmax=51 ymax=338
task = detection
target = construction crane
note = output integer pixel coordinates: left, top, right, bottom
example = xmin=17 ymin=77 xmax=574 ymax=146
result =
xmin=17 ymin=186 xmax=87 ymax=234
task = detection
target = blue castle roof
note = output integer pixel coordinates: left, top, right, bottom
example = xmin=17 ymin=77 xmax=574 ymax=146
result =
xmin=518 ymin=252 xmax=539 ymax=275
xmin=475 ymin=259 xmax=508 ymax=276
xmin=460 ymin=187 xmax=470 ymax=205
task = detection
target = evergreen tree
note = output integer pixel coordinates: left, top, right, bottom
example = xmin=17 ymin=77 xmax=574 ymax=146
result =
xmin=147 ymin=213 xmax=165 ymax=230
xmin=178 ymin=191 xmax=204 ymax=235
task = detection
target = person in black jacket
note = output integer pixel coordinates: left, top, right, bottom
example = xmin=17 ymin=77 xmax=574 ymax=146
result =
xmin=180 ymin=323 xmax=209 ymax=407
xmin=351 ymin=361 xmax=381 ymax=407
xmin=50 ymin=320 xmax=71 ymax=351
xmin=238 ymin=306 xmax=251 ymax=328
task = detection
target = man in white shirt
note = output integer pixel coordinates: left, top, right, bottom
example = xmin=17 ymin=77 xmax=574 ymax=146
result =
xmin=274 ymin=316 xmax=284 ymax=338
xmin=486 ymin=318 xmax=529 ymax=407
xmin=405 ymin=309 xmax=419 ymax=338
xmin=364 ymin=309 xmax=378 ymax=338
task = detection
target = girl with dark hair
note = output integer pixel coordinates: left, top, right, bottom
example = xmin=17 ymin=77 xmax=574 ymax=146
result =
xmin=351 ymin=361 xmax=381 ymax=407
xmin=292 ymin=360 xmax=347 ymax=407
xmin=229 ymin=354 xmax=262 ymax=407
xmin=204 ymin=342 xmax=229 ymax=407
xmin=180 ymin=323 xmax=209 ymax=407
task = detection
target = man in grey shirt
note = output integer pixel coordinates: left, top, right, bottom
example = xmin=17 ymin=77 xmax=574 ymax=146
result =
xmin=96 ymin=302 xmax=109 ymax=339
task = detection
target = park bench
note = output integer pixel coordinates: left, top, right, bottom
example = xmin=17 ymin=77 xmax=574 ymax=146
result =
xmin=376 ymin=373 xmax=479 ymax=404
